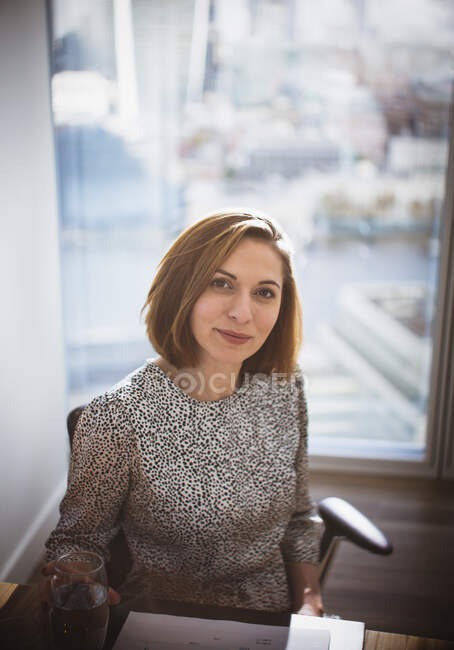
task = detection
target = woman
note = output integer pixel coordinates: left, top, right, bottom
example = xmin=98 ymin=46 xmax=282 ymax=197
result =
xmin=44 ymin=210 xmax=323 ymax=615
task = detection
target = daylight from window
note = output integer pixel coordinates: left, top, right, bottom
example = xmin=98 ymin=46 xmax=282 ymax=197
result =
xmin=50 ymin=0 xmax=454 ymax=459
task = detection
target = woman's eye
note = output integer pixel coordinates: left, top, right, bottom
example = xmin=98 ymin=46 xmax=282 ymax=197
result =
xmin=257 ymin=287 xmax=275 ymax=299
xmin=211 ymin=278 xmax=231 ymax=289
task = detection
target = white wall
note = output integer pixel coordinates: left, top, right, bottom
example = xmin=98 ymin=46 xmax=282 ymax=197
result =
xmin=0 ymin=0 xmax=68 ymax=582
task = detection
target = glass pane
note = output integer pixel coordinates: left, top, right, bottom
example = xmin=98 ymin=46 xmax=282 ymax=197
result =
xmin=50 ymin=0 xmax=454 ymax=458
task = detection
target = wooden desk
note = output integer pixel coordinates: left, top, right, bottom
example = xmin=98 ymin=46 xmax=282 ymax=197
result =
xmin=1 ymin=582 xmax=452 ymax=650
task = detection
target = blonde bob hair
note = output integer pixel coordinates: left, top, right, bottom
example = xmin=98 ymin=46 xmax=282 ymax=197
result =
xmin=142 ymin=210 xmax=302 ymax=378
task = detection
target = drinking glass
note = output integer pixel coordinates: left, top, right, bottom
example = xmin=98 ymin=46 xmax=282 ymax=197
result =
xmin=49 ymin=551 xmax=109 ymax=650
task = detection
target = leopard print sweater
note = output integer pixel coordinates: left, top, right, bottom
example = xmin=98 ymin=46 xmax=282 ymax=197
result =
xmin=45 ymin=361 xmax=321 ymax=611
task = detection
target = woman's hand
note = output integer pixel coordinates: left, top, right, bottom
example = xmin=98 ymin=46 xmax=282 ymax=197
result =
xmin=294 ymin=587 xmax=324 ymax=617
xmin=286 ymin=562 xmax=324 ymax=617
xmin=40 ymin=560 xmax=121 ymax=612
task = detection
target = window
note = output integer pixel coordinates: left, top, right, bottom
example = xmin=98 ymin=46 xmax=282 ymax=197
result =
xmin=50 ymin=0 xmax=454 ymax=473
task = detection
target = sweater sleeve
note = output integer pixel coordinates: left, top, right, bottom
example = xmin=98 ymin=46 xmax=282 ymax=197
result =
xmin=45 ymin=393 xmax=133 ymax=564
xmin=280 ymin=373 xmax=322 ymax=565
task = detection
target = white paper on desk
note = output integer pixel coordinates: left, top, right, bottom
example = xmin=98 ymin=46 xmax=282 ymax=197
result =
xmin=289 ymin=613 xmax=365 ymax=650
xmin=112 ymin=612 xmax=331 ymax=650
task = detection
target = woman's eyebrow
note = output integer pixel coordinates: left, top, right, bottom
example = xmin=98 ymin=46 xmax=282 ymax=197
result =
xmin=215 ymin=268 xmax=281 ymax=289
xmin=215 ymin=268 xmax=236 ymax=280
xmin=258 ymin=279 xmax=281 ymax=289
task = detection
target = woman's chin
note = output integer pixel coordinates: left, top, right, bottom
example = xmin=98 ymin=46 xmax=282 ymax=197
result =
xmin=205 ymin=346 xmax=251 ymax=367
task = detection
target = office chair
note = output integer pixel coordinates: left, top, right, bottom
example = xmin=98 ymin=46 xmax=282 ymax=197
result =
xmin=66 ymin=406 xmax=393 ymax=590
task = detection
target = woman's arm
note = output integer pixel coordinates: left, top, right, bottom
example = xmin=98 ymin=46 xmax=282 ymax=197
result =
xmin=281 ymin=372 xmax=324 ymax=615
xmin=286 ymin=561 xmax=324 ymax=615
xmin=45 ymin=394 xmax=132 ymax=564
xmin=41 ymin=394 xmax=132 ymax=614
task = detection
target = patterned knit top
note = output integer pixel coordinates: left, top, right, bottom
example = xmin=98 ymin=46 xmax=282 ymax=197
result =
xmin=45 ymin=361 xmax=321 ymax=611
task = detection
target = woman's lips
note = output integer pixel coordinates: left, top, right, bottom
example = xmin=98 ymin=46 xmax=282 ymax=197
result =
xmin=216 ymin=329 xmax=252 ymax=345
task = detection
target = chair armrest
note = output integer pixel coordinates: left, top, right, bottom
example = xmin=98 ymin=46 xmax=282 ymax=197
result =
xmin=318 ymin=496 xmax=393 ymax=555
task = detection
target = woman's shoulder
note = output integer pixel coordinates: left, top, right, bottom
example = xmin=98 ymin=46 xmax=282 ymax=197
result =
xmin=78 ymin=361 xmax=156 ymax=426
xmin=76 ymin=390 xmax=129 ymax=433
xmin=256 ymin=364 xmax=304 ymax=390
xmin=72 ymin=361 xmax=172 ymax=446
xmin=240 ymin=365 xmax=304 ymax=409
xmin=103 ymin=358 xmax=170 ymax=403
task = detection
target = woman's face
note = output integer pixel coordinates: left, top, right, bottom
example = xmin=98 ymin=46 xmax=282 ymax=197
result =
xmin=190 ymin=238 xmax=284 ymax=371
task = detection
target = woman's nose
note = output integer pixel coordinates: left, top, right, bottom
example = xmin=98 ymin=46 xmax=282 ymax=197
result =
xmin=228 ymin=291 xmax=252 ymax=323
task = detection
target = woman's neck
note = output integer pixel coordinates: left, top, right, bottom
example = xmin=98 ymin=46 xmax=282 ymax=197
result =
xmin=154 ymin=357 xmax=241 ymax=401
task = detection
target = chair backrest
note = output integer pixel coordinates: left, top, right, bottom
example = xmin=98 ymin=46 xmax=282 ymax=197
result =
xmin=67 ymin=405 xmax=87 ymax=449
